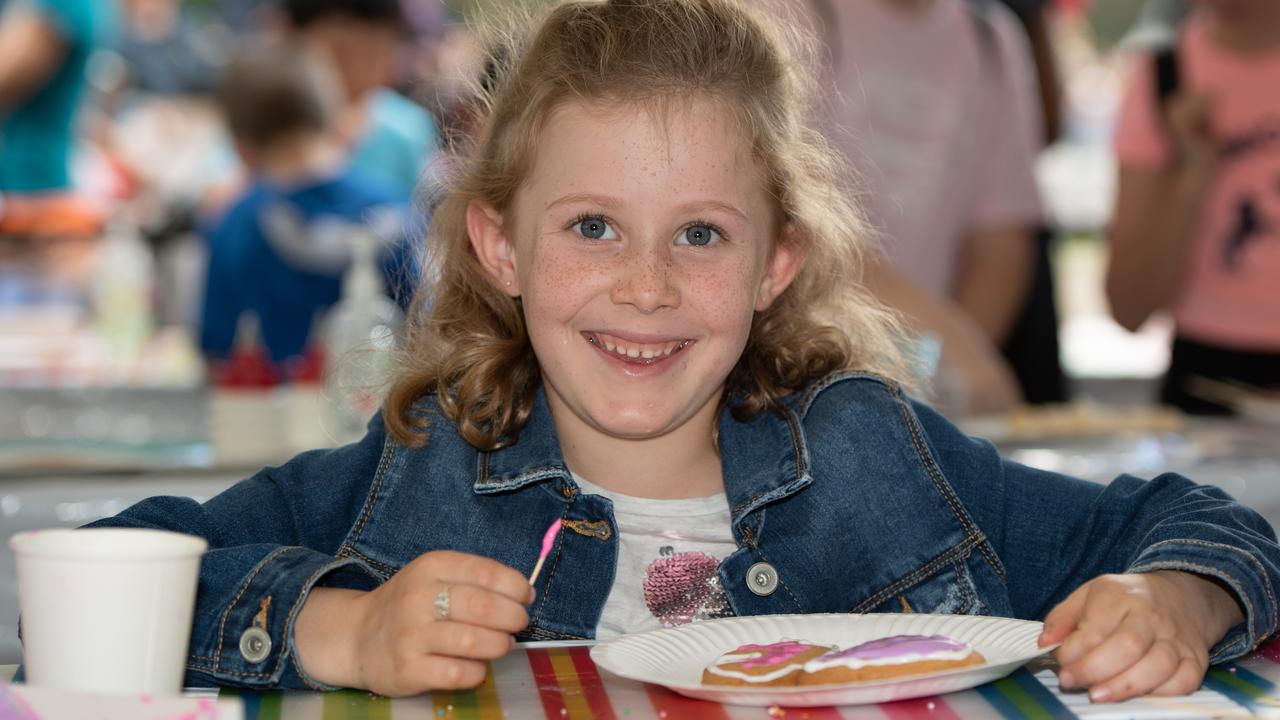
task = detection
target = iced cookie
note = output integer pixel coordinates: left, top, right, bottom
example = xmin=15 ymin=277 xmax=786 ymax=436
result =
xmin=701 ymin=640 xmax=833 ymax=686
xmin=798 ymin=634 xmax=985 ymax=685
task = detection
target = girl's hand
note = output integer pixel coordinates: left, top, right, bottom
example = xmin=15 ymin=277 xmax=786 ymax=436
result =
xmin=1038 ymin=571 xmax=1244 ymax=703
xmin=296 ymin=551 xmax=534 ymax=696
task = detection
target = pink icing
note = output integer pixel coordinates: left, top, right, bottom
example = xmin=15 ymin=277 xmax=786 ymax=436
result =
xmin=823 ymin=635 xmax=969 ymax=661
xmin=732 ymin=641 xmax=818 ymax=669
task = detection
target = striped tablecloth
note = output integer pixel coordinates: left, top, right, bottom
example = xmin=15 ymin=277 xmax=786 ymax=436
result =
xmin=217 ymin=641 xmax=1280 ymax=720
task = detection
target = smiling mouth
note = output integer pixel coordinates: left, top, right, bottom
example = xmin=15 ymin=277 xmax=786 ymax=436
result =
xmin=583 ymin=332 xmax=692 ymax=363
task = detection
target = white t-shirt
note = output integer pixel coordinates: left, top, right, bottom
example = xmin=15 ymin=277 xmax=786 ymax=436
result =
xmin=571 ymin=474 xmax=738 ymax=639
xmin=819 ymin=0 xmax=1043 ymax=297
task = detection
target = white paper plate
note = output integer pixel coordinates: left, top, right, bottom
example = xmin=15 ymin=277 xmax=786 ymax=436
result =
xmin=590 ymin=613 xmax=1054 ymax=707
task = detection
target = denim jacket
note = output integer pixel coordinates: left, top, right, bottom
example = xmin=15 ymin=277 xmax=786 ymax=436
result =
xmin=82 ymin=373 xmax=1280 ymax=690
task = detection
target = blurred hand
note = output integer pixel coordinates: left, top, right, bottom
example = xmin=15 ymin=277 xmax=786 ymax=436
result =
xmin=296 ymin=551 xmax=533 ymax=696
xmin=1038 ymin=571 xmax=1244 ymax=703
xmin=1166 ymin=92 xmax=1216 ymax=172
xmin=938 ymin=343 xmax=1022 ymax=417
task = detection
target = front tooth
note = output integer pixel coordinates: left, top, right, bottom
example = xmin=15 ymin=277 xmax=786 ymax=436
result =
xmin=641 ymin=349 xmax=655 ymax=359
xmin=627 ymin=347 xmax=640 ymax=358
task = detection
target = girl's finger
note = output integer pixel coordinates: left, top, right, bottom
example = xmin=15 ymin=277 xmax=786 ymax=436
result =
xmin=1054 ymin=595 xmax=1133 ymax=668
xmin=425 ymin=620 xmax=518 ymax=661
xmin=1148 ymin=653 xmax=1208 ymax=697
xmin=1084 ymin=638 xmax=1182 ymax=703
xmin=1059 ymin=612 xmax=1154 ymax=689
xmin=415 ymin=654 xmax=490 ymax=691
xmin=1041 ymin=584 xmax=1088 ymax=646
xmin=373 ymin=653 xmax=488 ymax=696
xmin=423 ymin=551 xmax=537 ymax=605
xmin=429 ymin=583 xmax=530 ymax=634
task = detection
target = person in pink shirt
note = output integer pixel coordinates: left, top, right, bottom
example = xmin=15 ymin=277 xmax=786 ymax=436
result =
xmin=1109 ymin=0 xmax=1280 ymax=414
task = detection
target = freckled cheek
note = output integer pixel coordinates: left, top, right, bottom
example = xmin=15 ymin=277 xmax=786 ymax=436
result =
xmin=524 ymin=249 xmax=612 ymax=317
xmin=685 ymin=264 xmax=760 ymax=330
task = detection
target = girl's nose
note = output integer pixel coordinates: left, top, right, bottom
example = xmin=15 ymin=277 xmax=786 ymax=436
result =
xmin=611 ymin=242 xmax=681 ymax=313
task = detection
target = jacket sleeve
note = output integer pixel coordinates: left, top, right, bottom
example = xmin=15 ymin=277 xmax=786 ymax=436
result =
xmin=911 ymin=399 xmax=1280 ymax=663
xmin=81 ymin=416 xmax=393 ymax=689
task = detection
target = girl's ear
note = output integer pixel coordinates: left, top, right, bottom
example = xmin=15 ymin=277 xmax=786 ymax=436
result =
xmin=755 ymin=222 xmax=808 ymax=311
xmin=466 ymin=199 xmax=521 ymax=297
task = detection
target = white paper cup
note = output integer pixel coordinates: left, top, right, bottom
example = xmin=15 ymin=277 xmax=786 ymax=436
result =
xmin=11 ymin=528 xmax=207 ymax=696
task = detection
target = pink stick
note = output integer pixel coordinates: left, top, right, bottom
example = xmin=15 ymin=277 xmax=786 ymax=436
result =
xmin=528 ymin=519 xmax=562 ymax=585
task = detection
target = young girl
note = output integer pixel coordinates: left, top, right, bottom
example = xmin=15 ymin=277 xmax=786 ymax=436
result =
xmin=85 ymin=0 xmax=1276 ymax=705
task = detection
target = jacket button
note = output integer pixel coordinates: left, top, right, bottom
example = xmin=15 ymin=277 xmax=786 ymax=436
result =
xmin=746 ymin=562 xmax=779 ymax=596
xmin=239 ymin=627 xmax=272 ymax=663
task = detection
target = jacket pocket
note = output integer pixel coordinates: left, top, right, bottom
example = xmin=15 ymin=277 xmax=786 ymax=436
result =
xmin=857 ymin=554 xmax=989 ymax=616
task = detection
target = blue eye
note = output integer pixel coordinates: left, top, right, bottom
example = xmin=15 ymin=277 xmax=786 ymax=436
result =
xmin=678 ymin=223 xmax=722 ymax=247
xmin=574 ymin=216 xmax=615 ymax=240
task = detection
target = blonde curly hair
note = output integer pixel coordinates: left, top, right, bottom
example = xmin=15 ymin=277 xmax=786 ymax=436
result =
xmin=383 ymin=0 xmax=910 ymax=449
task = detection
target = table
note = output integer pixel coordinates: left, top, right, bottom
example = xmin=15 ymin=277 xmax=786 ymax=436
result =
xmin=213 ymin=641 xmax=1280 ymax=719
xmin=7 ymin=641 xmax=1280 ymax=718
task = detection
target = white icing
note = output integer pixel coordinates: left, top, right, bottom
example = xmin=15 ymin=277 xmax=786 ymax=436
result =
xmin=803 ymin=648 xmax=975 ymax=673
xmin=705 ymin=660 xmax=808 ymax=683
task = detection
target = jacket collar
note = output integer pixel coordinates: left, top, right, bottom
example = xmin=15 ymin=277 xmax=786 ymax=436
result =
xmin=473 ymin=385 xmax=811 ymax=518
xmin=718 ymin=398 xmax=811 ymax=529
xmin=475 ymin=386 xmax=573 ymax=496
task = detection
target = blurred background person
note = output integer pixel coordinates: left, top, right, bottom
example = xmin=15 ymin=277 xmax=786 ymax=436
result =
xmin=201 ymin=43 xmax=413 ymax=376
xmin=809 ymin=0 xmax=1047 ymax=415
xmin=987 ymin=0 xmax=1072 ymax=408
xmin=115 ymin=0 xmax=224 ymax=98
xmin=1107 ymin=0 xmax=1280 ymax=413
xmin=281 ymin=0 xmax=440 ymax=203
xmin=994 ymin=0 xmax=1066 ymax=146
xmin=0 ymin=0 xmax=116 ymax=193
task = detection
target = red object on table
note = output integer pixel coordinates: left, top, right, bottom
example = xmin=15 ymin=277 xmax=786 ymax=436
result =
xmin=212 ymin=345 xmax=280 ymax=388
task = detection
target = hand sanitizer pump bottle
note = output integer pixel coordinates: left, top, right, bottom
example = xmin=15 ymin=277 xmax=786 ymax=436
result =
xmin=323 ymin=231 xmax=403 ymax=444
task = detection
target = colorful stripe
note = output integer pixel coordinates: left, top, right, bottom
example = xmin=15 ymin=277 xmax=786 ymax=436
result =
xmin=473 ymin=661 xmax=505 ymax=719
xmin=425 ymin=662 xmax=505 ymax=719
xmin=526 ymin=647 xmax=570 ymax=718
xmin=881 ymin=696 xmax=962 ymax=719
xmin=321 ymin=688 xmax=390 ymax=720
xmin=975 ymin=668 xmax=1073 ymax=719
xmin=528 ymin=646 xmax=615 ymax=719
xmin=550 ymin=646 xmax=604 ymax=718
xmin=1255 ymin=640 xmax=1280 ymax=666
xmin=220 ymin=688 xmax=283 ymax=720
xmin=567 ymin=645 xmax=619 ymax=719
xmin=1204 ymin=664 xmax=1280 ymax=714
xmin=643 ymin=681 xmax=733 ymax=720
xmin=1008 ymin=667 xmax=1074 ymax=718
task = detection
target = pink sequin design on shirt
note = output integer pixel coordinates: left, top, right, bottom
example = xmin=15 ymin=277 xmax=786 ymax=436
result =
xmin=643 ymin=550 xmax=729 ymax=626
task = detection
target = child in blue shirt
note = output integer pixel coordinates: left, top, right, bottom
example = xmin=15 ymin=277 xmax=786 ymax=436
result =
xmin=200 ymin=43 xmax=414 ymax=368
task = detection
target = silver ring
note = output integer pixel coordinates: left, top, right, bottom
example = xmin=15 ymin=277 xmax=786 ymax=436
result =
xmin=434 ymin=585 xmax=451 ymax=620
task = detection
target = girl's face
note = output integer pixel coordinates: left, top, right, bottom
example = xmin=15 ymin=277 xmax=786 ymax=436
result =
xmin=469 ymin=99 xmax=804 ymax=446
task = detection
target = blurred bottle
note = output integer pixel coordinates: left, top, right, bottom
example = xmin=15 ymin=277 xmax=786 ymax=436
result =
xmin=208 ymin=312 xmax=283 ymax=466
xmin=90 ymin=219 xmax=154 ymax=380
xmin=323 ymin=231 xmax=402 ymax=444
xmin=280 ymin=321 xmax=330 ymax=454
